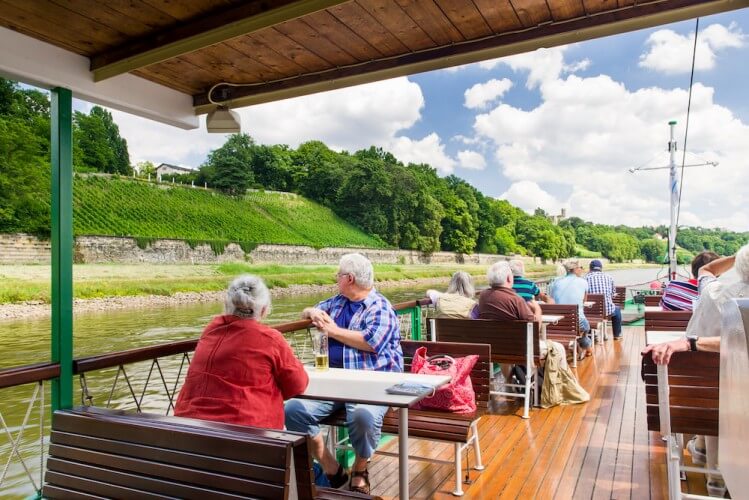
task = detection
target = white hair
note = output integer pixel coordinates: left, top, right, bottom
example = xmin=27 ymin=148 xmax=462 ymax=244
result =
xmin=339 ymin=253 xmax=374 ymax=288
xmin=224 ymin=275 xmax=271 ymax=319
xmin=735 ymin=243 xmax=749 ymax=283
xmin=487 ymin=261 xmax=513 ymax=287
xmin=509 ymin=259 xmax=525 ymax=276
xmin=446 ymin=271 xmax=475 ymax=298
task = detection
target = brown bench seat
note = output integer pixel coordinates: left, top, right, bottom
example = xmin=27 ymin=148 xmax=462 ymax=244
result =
xmin=43 ymin=406 xmax=370 ymax=500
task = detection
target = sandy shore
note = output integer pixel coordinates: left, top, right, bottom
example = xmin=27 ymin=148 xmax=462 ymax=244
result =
xmin=0 ymin=276 xmax=454 ymax=321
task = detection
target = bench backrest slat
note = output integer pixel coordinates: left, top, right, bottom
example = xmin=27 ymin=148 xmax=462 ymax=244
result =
xmin=432 ymin=318 xmax=540 ymax=365
xmin=644 ymin=310 xmax=692 ymax=332
xmin=43 ymin=407 xmax=319 ymax=500
xmin=540 ymin=303 xmax=578 ymax=342
xmin=642 ymin=351 xmax=719 ymax=436
xmin=400 ymin=340 xmax=491 ymax=413
xmin=586 ymin=293 xmax=606 ymax=319
xmin=613 ymin=286 xmax=626 ymax=308
xmin=643 ymin=294 xmax=663 ymax=306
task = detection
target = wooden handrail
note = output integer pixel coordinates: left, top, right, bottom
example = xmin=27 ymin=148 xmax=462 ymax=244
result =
xmin=0 ymin=362 xmax=60 ymax=389
xmin=1 ymin=298 xmax=435 ymax=383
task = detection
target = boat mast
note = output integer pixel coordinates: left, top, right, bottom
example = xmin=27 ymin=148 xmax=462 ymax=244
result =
xmin=668 ymin=120 xmax=678 ymax=281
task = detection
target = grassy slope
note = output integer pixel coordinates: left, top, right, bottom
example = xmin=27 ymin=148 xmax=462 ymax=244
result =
xmin=73 ymin=176 xmax=384 ymax=248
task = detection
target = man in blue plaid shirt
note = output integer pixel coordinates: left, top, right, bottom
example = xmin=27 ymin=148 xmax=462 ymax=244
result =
xmin=285 ymin=253 xmax=402 ymax=494
xmin=585 ymin=259 xmax=623 ymax=339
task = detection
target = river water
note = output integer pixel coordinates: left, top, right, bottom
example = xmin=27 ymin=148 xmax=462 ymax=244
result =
xmin=0 ymin=266 xmax=684 ymax=497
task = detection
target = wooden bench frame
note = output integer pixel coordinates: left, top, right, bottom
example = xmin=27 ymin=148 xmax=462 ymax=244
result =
xmin=644 ymin=310 xmax=692 ymax=332
xmin=43 ymin=406 xmax=370 ymax=500
xmin=613 ymin=286 xmax=627 ymax=309
xmin=540 ymin=303 xmax=580 ymax=367
xmin=642 ymin=351 xmax=720 ymax=500
xmin=322 ymin=340 xmax=491 ymax=497
xmin=432 ymin=318 xmax=540 ymax=419
xmin=586 ymin=293 xmax=609 ymax=345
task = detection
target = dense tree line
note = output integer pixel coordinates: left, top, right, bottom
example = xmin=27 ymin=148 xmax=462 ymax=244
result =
xmin=0 ymin=79 xmax=131 ymax=234
xmin=1 ymin=79 xmax=746 ymax=261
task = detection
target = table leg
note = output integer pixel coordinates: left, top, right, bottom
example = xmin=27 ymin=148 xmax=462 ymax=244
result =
xmin=399 ymin=407 xmax=409 ymax=499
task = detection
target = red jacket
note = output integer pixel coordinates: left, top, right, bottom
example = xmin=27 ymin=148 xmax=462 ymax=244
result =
xmin=175 ymin=315 xmax=308 ymax=429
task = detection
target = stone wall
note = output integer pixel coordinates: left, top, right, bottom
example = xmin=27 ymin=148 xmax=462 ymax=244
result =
xmin=0 ymin=234 xmax=512 ymax=266
xmin=0 ymin=233 xmax=51 ymax=264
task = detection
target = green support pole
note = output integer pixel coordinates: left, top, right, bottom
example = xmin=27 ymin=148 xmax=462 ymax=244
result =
xmin=50 ymin=87 xmax=74 ymax=411
xmin=410 ymin=306 xmax=422 ymax=340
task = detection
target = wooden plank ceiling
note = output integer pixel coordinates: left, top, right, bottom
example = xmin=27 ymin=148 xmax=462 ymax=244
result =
xmin=0 ymin=0 xmax=746 ymax=113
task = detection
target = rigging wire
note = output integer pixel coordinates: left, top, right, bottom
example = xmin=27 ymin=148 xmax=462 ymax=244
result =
xmin=675 ymin=18 xmax=700 ymax=229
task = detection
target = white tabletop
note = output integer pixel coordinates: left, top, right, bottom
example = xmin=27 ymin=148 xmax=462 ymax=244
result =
xmin=583 ymin=301 xmax=594 ymax=307
xmin=643 ymin=306 xmax=663 ymax=313
xmin=542 ymin=314 xmax=564 ymax=324
xmin=646 ymin=330 xmax=685 ymax=345
xmin=300 ymin=367 xmax=451 ymax=408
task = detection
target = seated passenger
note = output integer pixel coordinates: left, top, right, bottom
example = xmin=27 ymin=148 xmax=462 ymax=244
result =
xmin=585 ymin=260 xmax=623 ymax=340
xmin=175 ymin=275 xmax=308 ymax=430
xmin=549 ymin=259 xmax=593 ymax=357
xmin=478 ymin=261 xmax=541 ymax=322
xmin=285 ymin=253 xmax=402 ymax=495
xmin=643 ymin=245 xmax=749 ymax=497
xmin=425 ymin=271 xmax=477 ymax=318
xmin=510 ymin=259 xmax=554 ymax=303
xmin=660 ymin=251 xmax=719 ymax=311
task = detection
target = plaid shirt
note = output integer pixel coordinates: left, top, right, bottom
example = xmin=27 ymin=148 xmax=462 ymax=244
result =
xmin=585 ymin=271 xmax=616 ymax=316
xmin=316 ymin=288 xmax=403 ymax=372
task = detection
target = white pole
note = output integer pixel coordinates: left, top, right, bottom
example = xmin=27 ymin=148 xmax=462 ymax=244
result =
xmin=668 ymin=120 xmax=679 ymax=281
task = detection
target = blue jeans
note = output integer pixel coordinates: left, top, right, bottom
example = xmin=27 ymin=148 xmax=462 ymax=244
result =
xmin=285 ymin=399 xmax=389 ymax=459
xmin=578 ymin=317 xmax=592 ymax=349
xmin=610 ymin=307 xmax=623 ymax=337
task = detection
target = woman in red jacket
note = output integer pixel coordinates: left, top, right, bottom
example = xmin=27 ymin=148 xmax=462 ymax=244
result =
xmin=175 ymin=274 xmax=308 ymax=429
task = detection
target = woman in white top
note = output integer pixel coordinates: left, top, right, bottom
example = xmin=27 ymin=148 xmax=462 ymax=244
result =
xmin=426 ymin=271 xmax=478 ymax=318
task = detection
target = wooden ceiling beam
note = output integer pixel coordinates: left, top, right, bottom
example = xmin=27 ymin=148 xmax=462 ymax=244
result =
xmin=90 ymin=0 xmax=350 ymax=82
xmin=193 ymin=0 xmax=749 ymax=113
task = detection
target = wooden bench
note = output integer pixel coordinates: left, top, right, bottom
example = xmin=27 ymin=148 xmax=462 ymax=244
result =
xmin=432 ymin=318 xmax=540 ymax=419
xmin=642 ymin=351 xmax=720 ymax=500
xmin=644 ymin=293 xmax=663 ymax=307
xmin=586 ymin=293 xmax=608 ymax=344
xmin=613 ymin=286 xmax=627 ymax=309
xmin=321 ymin=340 xmax=491 ymax=496
xmin=644 ymin=310 xmax=692 ymax=332
xmin=540 ymin=303 xmax=580 ymax=367
xmin=43 ymin=405 xmax=370 ymax=500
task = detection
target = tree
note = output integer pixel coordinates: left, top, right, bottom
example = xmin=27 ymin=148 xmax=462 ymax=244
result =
xmin=201 ymin=133 xmax=255 ymax=196
xmin=640 ymin=238 xmax=667 ymax=263
xmin=74 ymin=106 xmax=130 ymax=174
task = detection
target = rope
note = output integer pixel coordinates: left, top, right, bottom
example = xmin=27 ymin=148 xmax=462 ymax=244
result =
xmin=675 ymin=18 xmax=700 ymax=229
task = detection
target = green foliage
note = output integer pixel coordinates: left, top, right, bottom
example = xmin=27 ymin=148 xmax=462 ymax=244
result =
xmin=639 ymin=238 xmax=667 ymax=263
xmin=74 ymin=106 xmax=131 ymax=174
xmin=72 ymin=176 xmax=384 ymax=249
xmin=202 ymin=133 xmax=255 ymax=195
xmin=597 ymin=232 xmax=640 ymax=262
xmin=134 ymin=237 xmax=156 ymax=250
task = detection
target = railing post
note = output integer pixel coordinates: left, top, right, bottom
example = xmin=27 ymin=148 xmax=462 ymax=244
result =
xmin=411 ymin=305 xmax=422 ymax=340
xmin=50 ymin=87 xmax=74 ymax=412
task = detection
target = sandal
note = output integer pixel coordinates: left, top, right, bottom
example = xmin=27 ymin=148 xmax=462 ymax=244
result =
xmin=349 ymin=468 xmax=370 ymax=495
xmin=326 ymin=463 xmax=349 ymax=489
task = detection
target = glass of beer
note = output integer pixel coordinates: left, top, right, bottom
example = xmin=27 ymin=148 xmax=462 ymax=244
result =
xmin=312 ymin=329 xmax=329 ymax=371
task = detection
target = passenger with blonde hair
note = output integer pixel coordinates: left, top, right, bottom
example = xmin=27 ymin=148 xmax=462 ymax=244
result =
xmin=425 ymin=271 xmax=477 ymax=318
xmin=175 ymin=275 xmax=308 ymax=429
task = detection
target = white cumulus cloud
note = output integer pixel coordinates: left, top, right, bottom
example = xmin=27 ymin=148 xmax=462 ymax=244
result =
xmin=388 ymin=133 xmax=456 ymax=174
xmin=639 ymin=22 xmax=745 ymax=74
xmin=500 ymin=181 xmax=564 ymax=214
xmin=464 ymin=78 xmax=513 ymax=109
xmin=457 ymin=150 xmax=486 ymax=170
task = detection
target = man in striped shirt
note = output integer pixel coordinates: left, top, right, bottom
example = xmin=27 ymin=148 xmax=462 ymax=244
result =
xmin=509 ymin=259 xmax=553 ymax=303
xmin=660 ymin=251 xmax=719 ymax=311
xmin=585 ymin=260 xmax=623 ymax=339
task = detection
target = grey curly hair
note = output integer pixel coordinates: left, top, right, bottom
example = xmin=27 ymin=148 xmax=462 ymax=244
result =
xmin=225 ymin=274 xmax=271 ymax=319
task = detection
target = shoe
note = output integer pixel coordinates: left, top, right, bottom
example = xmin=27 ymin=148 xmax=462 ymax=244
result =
xmin=706 ymin=480 xmax=727 ymax=498
xmin=585 ymin=348 xmax=593 ymax=358
xmin=687 ymin=437 xmax=706 ymax=465
xmin=614 ymin=335 xmax=623 ymax=341
xmin=350 ymin=468 xmax=370 ymax=495
xmin=326 ymin=464 xmax=349 ymax=489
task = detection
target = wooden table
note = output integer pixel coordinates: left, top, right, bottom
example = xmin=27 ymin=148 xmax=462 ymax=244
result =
xmin=300 ymin=367 xmax=451 ymax=499
xmin=644 ymin=305 xmax=663 ymax=313
xmin=645 ymin=329 xmax=685 ymax=345
xmin=583 ymin=301 xmax=594 ymax=308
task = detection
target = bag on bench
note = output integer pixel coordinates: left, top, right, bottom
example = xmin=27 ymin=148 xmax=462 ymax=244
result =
xmin=410 ymin=346 xmax=478 ymax=414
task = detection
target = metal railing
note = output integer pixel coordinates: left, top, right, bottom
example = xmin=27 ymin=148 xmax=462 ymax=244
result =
xmin=0 ymin=298 xmax=431 ymax=497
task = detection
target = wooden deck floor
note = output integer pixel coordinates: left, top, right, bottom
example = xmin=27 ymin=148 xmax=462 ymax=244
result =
xmin=367 ymin=325 xmax=709 ymax=499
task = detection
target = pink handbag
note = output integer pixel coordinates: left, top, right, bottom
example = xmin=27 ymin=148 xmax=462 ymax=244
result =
xmin=410 ymin=347 xmax=478 ymax=414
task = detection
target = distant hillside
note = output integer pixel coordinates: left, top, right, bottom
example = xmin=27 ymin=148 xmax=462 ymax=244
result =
xmin=73 ymin=176 xmax=385 ymax=249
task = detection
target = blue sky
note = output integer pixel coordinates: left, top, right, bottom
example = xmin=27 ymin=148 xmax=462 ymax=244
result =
xmin=106 ymin=10 xmax=749 ymax=231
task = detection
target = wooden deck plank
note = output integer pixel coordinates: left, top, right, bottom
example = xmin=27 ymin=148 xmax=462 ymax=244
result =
xmin=364 ymin=325 xmax=667 ymax=499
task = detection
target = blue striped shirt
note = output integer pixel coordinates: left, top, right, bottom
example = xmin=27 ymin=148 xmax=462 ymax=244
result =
xmin=315 ymin=288 xmax=403 ymax=372
xmin=585 ymin=271 xmax=616 ymax=316
xmin=512 ymin=275 xmax=540 ymax=302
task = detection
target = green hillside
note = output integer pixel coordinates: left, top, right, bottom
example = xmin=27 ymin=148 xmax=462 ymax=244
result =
xmin=73 ymin=175 xmax=385 ymax=249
